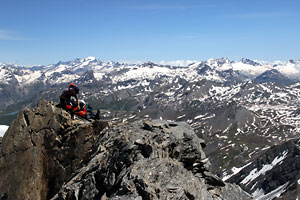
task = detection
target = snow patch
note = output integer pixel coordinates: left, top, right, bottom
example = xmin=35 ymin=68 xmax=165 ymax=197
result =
xmin=194 ymin=113 xmax=215 ymax=120
xmin=254 ymin=182 xmax=289 ymax=200
xmin=194 ymin=113 xmax=208 ymax=120
xmin=222 ymin=162 xmax=252 ymax=181
xmin=177 ymin=114 xmax=186 ymax=119
xmin=0 ymin=125 xmax=9 ymax=137
xmin=241 ymin=151 xmax=288 ymax=185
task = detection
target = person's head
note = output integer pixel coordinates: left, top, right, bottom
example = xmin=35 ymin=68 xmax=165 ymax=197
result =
xmin=69 ymin=83 xmax=79 ymax=94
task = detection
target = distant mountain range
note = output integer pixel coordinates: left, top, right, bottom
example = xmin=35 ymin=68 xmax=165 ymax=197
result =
xmin=0 ymin=57 xmax=299 ymax=110
xmin=1 ymin=56 xmax=300 ymax=199
xmin=1 ymin=57 xmax=300 ymax=86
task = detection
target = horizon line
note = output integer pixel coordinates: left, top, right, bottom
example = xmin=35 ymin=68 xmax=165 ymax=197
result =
xmin=1 ymin=57 xmax=299 ymax=68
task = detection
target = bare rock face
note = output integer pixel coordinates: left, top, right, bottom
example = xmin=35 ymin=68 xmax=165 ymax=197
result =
xmin=0 ymin=99 xmax=109 ymax=200
xmin=0 ymin=100 xmax=252 ymax=200
xmin=228 ymin=138 xmax=300 ymax=200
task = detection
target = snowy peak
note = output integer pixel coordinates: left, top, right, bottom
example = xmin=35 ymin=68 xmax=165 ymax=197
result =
xmin=240 ymin=58 xmax=261 ymax=66
xmin=207 ymin=57 xmax=232 ymax=68
xmin=287 ymin=59 xmax=300 ymax=64
xmin=273 ymin=60 xmax=300 ymax=79
xmin=52 ymin=56 xmax=101 ymax=71
xmin=0 ymin=64 xmax=42 ymax=85
xmin=84 ymin=56 xmax=96 ymax=61
xmin=254 ymin=69 xmax=295 ymax=85
xmin=2 ymin=57 xmax=300 ymax=87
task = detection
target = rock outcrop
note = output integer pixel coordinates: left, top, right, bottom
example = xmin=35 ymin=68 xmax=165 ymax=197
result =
xmin=0 ymin=99 xmax=252 ymax=200
xmin=228 ymin=138 xmax=300 ymax=200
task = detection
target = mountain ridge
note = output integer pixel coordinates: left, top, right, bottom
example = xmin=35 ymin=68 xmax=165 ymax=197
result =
xmin=1 ymin=57 xmax=300 ymax=85
xmin=1 ymin=56 xmax=300 ymax=113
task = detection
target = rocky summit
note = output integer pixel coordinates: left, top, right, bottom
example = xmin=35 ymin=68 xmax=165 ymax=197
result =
xmin=0 ymin=99 xmax=252 ymax=200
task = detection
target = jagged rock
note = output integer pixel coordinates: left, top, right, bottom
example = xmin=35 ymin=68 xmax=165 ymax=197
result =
xmin=203 ymin=171 xmax=226 ymax=187
xmin=0 ymin=137 xmax=3 ymax=157
xmin=228 ymin=138 xmax=300 ymax=199
xmin=142 ymin=120 xmax=153 ymax=131
xmin=50 ymin=119 xmax=251 ymax=200
xmin=0 ymin=99 xmax=110 ymax=200
xmin=0 ymin=100 xmax=252 ymax=200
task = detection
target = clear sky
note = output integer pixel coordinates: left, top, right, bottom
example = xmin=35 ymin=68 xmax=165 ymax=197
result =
xmin=0 ymin=0 xmax=299 ymax=66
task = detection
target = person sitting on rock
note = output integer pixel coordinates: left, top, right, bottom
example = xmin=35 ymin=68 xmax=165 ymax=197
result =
xmin=59 ymin=83 xmax=80 ymax=111
xmin=75 ymin=100 xmax=101 ymax=120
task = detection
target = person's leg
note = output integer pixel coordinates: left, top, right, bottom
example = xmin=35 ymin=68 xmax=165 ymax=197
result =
xmin=59 ymin=99 xmax=68 ymax=109
xmin=70 ymin=99 xmax=78 ymax=109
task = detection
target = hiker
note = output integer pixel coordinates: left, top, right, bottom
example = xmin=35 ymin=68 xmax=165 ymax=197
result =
xmin=59 ymin=83 xmax=80 ymax=111
xmin=75 ymin=100 xmax=101 ymax=120
xmin=59 ymin=83 xmax=100 ymax=120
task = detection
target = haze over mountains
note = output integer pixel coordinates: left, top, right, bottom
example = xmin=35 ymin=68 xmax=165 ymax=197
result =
xmin=1 ymin=56 xmax=300 ymax=199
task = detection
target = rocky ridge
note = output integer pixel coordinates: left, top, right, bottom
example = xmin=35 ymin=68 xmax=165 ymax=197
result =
xmin=227 ymin=138 xmax=300 ymax=200
xmin=0 ymin=99 xmax=252 ymax=200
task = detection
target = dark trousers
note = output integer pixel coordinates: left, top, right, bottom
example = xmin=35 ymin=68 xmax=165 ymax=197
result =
xmin=59 ymin=98 xmax=78 ymax=109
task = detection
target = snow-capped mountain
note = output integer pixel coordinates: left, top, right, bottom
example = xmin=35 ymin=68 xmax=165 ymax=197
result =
xmin=1 ymin=56 xmax=300 ymax=129
xmin=1 ymin=56 xmax=300 ymax=199
xmin=254 ymin=69 xmax=296 ymax=85
xmin=1 ymin=57 xmax=300 ymax=87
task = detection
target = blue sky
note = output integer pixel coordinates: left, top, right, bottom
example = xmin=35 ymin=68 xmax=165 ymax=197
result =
xmin=0 ymin=0 xmax=299 ymax=66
